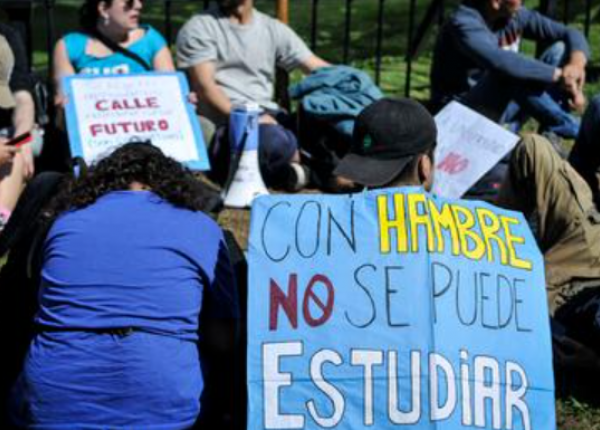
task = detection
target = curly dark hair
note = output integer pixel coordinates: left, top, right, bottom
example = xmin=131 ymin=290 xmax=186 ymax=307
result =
xmin=46 ymin=141 xmax=214 ymax=220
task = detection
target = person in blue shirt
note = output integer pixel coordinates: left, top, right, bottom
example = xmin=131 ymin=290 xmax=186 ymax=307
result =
xmin=431 ymin=0 xmax=589 ymax=139
xmin=53 ymin=0 xmax=175 ymax=106
xmin=9 ymin=142 xmax=239 ymax=429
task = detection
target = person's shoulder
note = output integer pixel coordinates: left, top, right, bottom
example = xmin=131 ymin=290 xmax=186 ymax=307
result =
xmin=60 ymin=31 xmax=90 ymax=60
xmin=446 ymin=3 xmax=489 ymax=36
xmin=142 ymin=24 xmax=162 ymax=38
xmin=61 ymin=31 xmax=90 ymax=46
xmin=182 ymin=8 xmax=222 ymax=30
xmin=178 ymin=8 xmax=222 ymax=43
xmin=514 ymin=6 xmax=542 ymax=22
xmin=139 ymin=24 xmax=167 ymax=46
xmin=450 ymin=4 xmax=484 ymax=25
xmin=256 ymin=8 xmax=290 ymax=29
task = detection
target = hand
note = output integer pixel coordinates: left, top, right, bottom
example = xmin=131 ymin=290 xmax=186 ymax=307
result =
xmin=568 ymin=89 xmax=587 ymax=113
xmin=259 ymin=113 xmax=278 ymax=125
xmin=19 ymin=143 xmax=35 ymax=179
xmin=54 ymin=93 xmax=68 ymax=108
xmin=562 ymin=62 xmax=586 ymax=92
xmin=187 ymin=92 xmax=199 ymax=106
xmin=0 ymin=139 xmax=19 ymax=166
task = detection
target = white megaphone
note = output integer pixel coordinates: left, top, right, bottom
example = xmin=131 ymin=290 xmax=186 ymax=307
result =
xmin=222 ymin=103 xmax=269 ymax=208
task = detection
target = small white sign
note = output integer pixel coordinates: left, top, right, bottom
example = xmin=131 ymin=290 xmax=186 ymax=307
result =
xmin=433 ymin=101 xmax=520 ymax=199
xmin=63 ymin=72 xmax=209 ymax=170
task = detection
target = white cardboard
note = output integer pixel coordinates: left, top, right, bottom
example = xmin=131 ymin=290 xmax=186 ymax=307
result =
xmin=433 ymin=101 xmax=520 ymax=198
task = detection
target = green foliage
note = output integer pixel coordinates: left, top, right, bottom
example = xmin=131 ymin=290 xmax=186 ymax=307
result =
xmin=26 ymin=0 xmax=599 ymax=99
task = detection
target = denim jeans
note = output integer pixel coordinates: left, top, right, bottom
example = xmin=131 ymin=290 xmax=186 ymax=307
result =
xmin=462 ymin=42 xmax=581 ymax=138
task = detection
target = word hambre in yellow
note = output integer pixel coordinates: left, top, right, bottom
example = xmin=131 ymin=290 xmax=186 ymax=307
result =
xmin=377 ymin=193 xmax=532 ymax=270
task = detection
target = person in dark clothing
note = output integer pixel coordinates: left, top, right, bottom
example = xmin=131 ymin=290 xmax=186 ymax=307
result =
xmin=430 ymin=0 xmax=589 ymax=139
xmin=0 ymin=22 xmax=37 ymax=229
xmin=337 ymin=97 xmax=600 ymax=400
xmin=568 ymin=95 xmax=600 ymax=204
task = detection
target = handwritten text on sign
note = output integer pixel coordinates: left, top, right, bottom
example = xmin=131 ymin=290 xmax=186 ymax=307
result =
xmin=433 ymin=101 xmax=520 ymax=199
xmin=63 ymin=72 xmax=209 ymax=170
xmin=248 ymin=188 xmax=555 ymax=430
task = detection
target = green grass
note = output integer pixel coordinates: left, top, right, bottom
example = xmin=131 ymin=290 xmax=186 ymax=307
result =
xmin=19 ymin=0 xmax=600 ymax=99
xmin=3 ymin=0 xmax=600 ymax=427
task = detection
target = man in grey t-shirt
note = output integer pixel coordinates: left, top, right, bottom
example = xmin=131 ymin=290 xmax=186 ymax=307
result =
xmin=177 ymin=0 xmax=329 ymax=189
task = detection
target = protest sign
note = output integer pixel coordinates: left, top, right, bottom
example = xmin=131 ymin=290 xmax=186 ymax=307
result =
xmin=63 ymin=72 xmax=209 ymax=170
xmin=433 ymin=101 xmax=520 ymax=199
xmin=248 ymin=188 xmax=555 ymax=430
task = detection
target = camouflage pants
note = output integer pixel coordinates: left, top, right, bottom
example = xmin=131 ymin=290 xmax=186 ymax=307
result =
xmin=497 ymin=134 xmax=600 ymax=315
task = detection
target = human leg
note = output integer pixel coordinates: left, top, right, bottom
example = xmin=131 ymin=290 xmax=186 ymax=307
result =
xmin=463 ymin=43 xmax=580 ymax=138
xmin=569 ymin=95 xmax=600 ymax=201
xmin=497 ymin=134 xmax=600 ymax=313
xmin=520 ymin=42 xmax=580 ymax=138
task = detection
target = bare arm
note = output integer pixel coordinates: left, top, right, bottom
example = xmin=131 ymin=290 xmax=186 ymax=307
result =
xmin=11 ymin=90 xmax=36 ymax=177
xmin=53 ymin=39 xmax=76 ymax=106
xmin=563 ymin=50 xmax=587 ymax=90
xmin=298 ymin=55 xmax=330 ymax=75
xmin=12 ymin=90 xmax=35 ymax=136
xmin=187 ymin=61 xmax=232 ymax=116
xmin=152 ymin=46 xmax=176 ymax=72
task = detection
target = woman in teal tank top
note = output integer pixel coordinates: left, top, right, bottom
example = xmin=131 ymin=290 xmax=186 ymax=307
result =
xmin=53 ymin=0 xmax=175 ymax=106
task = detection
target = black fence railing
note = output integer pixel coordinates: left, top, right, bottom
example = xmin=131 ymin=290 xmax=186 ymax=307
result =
xmin=1 ymin=0 xmax=598 ymax=98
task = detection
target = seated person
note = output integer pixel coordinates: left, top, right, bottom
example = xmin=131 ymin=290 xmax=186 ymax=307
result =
xmin=53 ymin=0 xmax=175 ymax=103
xmin=176 ymin=0 xmax=329 ymax=190
xmin=9 ymin=142 xmax=239 ymax=428
xmin=430 ymin=0 xmax=589 ymax=139
xmin=568 ymin=95 xmax=600 ymax=202
xmin=50 ymin=0 xmax=176 ymax=169
xmin=0 ymin=23 xmax=36 ymax=230
xmin=335 ymin=97 xmax=600 ymax=380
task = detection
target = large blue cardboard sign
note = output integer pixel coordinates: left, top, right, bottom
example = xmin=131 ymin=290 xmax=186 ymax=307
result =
xmin=248 ymin=187 xmax=555 ymax=430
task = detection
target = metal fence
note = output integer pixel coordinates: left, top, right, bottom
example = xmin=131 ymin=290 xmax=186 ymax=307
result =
xmin=1 ymin=0 xmax=598 ymax=97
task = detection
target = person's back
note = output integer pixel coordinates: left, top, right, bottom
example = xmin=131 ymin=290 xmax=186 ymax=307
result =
xmin=10 ymin=143 xmax=238 ymax=429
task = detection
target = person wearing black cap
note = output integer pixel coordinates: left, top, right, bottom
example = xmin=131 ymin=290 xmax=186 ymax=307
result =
xmin=337 ymin=97 xmax=598 ymax=314
xmin=336 ymin=97 xmax=600 ymax=382
xmin=334 ymin=97 xmax=437 ymax=191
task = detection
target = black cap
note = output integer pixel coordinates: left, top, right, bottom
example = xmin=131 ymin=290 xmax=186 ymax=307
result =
xmin=334 ymin=97 xmax=437 ymax=187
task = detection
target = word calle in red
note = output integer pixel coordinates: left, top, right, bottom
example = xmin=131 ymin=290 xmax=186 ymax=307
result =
xmin=95 ymin=97 xmax=159 ymax=112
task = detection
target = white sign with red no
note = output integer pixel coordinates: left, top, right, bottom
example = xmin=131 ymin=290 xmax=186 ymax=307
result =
xmin=433 ymin=101 xmax=520 ymax=199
